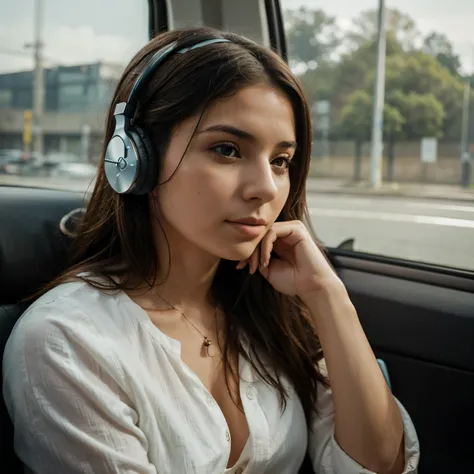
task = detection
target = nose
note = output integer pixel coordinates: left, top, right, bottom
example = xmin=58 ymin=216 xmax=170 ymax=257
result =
xmin=241 ymin=158 xmax=279 ymax=203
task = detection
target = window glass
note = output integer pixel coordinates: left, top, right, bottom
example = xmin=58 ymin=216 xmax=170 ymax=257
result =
xmin=282 ymin=0 xmax=474 ymax=270
xmin=0 ymin=0 xmax=148 ymax=189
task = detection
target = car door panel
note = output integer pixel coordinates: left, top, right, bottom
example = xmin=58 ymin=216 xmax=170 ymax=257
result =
xmin=333 ymin=256 xmax=474 ymax=474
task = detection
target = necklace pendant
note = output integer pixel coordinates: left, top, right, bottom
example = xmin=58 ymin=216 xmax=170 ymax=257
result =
xmin=203 ymin=337 xmax=214 ymax=357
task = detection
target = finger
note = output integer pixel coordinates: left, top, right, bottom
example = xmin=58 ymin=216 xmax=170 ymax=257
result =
xmin=260 ymin=229 xmax=277 ymax=268
xmin=236 ymin=260 xmax=247 ymax=270
xmin=259 ymin=261 xmax=269 ymax=279
xmin=249 ymin=245 xmax=260 ymax=275
xmin=269 ymin=221 xmax=307 ymax=248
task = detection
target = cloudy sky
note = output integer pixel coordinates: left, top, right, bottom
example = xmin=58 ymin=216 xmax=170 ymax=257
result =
xmin=1 ymin=0 xmax=473 ymax=74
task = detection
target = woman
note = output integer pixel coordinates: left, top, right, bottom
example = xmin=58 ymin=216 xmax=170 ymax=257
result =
xmin=3 ymin=27 xmax=419 ymax=474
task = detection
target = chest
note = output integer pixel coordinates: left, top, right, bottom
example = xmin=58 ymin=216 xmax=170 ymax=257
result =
xmin=119 ymin=325 xmax=308 ymax=473
xmin=174 ymin=331 xmax=251 ymax=468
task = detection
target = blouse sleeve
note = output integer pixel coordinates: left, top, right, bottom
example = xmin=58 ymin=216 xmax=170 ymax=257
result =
xmin=2 ymin=301 xmax=157 ymax=474
xmin=307 ymin=359 xmax=420 ymax=474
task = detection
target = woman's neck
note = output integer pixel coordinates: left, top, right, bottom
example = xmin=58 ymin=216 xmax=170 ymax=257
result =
xmin=153 ymin=251 xmax=219 ymax=310
xmin=144 ymin=220 xmax=221 ymax=314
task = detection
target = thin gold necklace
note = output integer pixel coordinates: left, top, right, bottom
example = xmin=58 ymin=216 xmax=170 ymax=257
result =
xmin=156 ymin=293 xmax=217 ymax=357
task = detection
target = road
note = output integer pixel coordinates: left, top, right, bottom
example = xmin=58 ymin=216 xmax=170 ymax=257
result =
xmin=307 ymin=193 xmax=474 ymax=271
xmin=1 ymin=174 xmax=473 ymax=272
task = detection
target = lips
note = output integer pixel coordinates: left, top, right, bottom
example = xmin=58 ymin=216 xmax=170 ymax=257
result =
xmin=226 ymin=217 xmax=267 ymax=238
xmin=229 ymin=217 xmax=267 ymax=226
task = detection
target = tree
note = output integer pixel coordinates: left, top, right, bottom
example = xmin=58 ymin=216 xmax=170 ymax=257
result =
xmin=284 ymin=7 xmax=342 ymax=68
xmin=361 ymin=54 xmax=447 ymax=179
xmin=346 ymin=8 xmax=419 ymax=51
xmin=390 ymin=92 xmax=445 ymax=139
xmin=381 ymin=52 xmax=462 ymax=139
xmin=339 ymin=91 xmax=372 ymax=180
xmin=423 ymin=32 xmax=461 ymax=77
xmin=340 ymin=90 xmax=405 ymax=182
xmin=382 ymin=104 xmax=406 ymax=181
xmin=298 ymin=62 xmax=335 ymax=109
xmin=328 ymin=34 xmax=403 ymax=124
xmin=284 ymin=7 xmax=343 ymax=128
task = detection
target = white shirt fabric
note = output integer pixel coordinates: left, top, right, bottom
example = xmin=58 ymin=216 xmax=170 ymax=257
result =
xmin=3 ymin=279 xmax=420 ymax=474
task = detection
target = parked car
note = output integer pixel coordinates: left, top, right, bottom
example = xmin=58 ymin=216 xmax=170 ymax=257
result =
xmin=50 ymin=161 xmax=97 ymax=180
xmin=0 ymin=149 xmax=39 ymax=175
xmin=39 ymin=152 xmax=82 ymax=173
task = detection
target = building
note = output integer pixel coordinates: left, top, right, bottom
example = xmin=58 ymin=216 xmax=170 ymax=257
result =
xmin=0 ymin=62 xmax=123 ymax=157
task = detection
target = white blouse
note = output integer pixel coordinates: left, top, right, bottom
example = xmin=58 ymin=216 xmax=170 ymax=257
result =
xmin=3 ymin=280 xmax=420 ymax=474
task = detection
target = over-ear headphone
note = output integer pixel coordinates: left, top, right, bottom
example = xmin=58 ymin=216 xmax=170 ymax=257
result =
xmin=104 ymin=37 xmax=231 ymax=195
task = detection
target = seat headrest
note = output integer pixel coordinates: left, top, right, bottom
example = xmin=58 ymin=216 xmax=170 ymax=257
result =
xmin=0 ymin=186 xmax=86 ymax=302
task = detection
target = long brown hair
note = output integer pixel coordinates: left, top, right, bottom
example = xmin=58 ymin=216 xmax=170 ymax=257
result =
xmin=39 ymin=26 xmax=328 ymax=423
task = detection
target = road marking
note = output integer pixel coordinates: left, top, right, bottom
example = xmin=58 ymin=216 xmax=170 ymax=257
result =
xmin=307 ymin=196 xmax=474 ymax=213
xmin=309 ymin=208 xmax=474 ymax=229
xmin=306 ymin=196 xmax=372 ymax=206
xmin=405 ymin=202 xmax=474 ymax=213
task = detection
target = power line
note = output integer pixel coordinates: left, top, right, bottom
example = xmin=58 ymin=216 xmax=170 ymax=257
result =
xmin=0 ymin=47 xmax=64 ymax=69
xmin=0 ymin=47 xmax=32 ymax=57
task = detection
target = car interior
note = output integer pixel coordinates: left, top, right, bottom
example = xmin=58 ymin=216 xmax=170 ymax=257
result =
xmin=1 ymin=1 xmax=473 ymax=473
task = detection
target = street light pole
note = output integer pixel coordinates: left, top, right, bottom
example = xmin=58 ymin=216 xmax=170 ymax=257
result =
xmin=460 ymin=46 xmax=473 ymax=189
xmin=32 ymin=0 xmax=45 ymax=156
xmin=460 ymin=76 xmax=471 ymax=187
xmin=369 ymin=0 xmax=387 ymax=188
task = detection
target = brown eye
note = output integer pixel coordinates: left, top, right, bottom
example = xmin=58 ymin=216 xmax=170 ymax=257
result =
xmin=213 ymin=144 xmax=241 ymax=158
xmin=272 ymin=156 xmax=291 ymax=169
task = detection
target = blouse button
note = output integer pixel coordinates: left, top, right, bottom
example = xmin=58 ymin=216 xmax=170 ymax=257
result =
xmin=206 ymin=395 xmax=214 ymax=405
xmin=225 ymin=430 xmax=230 ymax=442
xmin=235 ymin=468 xmax=244 ymax=474
xmin=246 ymin=387 xmax=255 ymax=400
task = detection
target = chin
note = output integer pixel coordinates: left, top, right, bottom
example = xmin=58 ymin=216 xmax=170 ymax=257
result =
xmin=217 ymin=240 xmax=259 ymax=262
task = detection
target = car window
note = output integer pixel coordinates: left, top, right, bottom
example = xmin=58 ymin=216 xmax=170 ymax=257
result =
xmin=282 ymin=0 xmax=474 ymax=271
xmin=0 ymin=0 xmax=148 ymax=191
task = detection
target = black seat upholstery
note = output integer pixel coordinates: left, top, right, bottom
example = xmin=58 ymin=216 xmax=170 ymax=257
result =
xmin=0 ymin=185 xmax=85 ymax=472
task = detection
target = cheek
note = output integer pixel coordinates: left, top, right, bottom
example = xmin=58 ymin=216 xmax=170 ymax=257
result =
xmin=272 ymin=178 xmax=291 ymax=216
xmin=158 ymin=166 xmax=228 ymax=225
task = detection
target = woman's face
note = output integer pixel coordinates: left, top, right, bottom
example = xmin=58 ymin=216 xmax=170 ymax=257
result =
xmin=153 ymin=83 xmax=297 ymax=262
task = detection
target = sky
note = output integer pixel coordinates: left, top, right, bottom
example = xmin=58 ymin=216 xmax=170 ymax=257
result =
xmin=0 ymin=0 xmax=473 ymax=74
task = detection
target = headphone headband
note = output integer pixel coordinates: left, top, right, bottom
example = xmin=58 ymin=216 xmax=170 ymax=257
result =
xmin=119 ymin=37 xmax=231 ymax=118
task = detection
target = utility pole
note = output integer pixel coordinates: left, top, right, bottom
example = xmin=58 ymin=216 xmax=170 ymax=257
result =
xmin=31 ymin=0 xmax=45 ymax=156
xmin=460 ymin=75 xmax=471 ymax=188
xmin=460 ymin=48 xmax=473 ymax=188
xmin=369 ymin=0 xmax=387 ymax=188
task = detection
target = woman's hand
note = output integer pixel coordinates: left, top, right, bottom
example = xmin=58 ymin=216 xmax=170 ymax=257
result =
xmin=236 ymin=220 xmax=344 ymax=301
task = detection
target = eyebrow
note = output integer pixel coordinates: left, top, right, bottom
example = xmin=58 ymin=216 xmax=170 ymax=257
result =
xmin=197 ymin=124 xmax=297 ymax=149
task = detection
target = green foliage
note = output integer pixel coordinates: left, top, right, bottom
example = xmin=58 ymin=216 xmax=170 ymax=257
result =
xmin=346 ymin=8 xmax=419 ymax=51
xmin=386 ymin=90 xmax=444 ymax=139
xmin=284 ymin=5 xmax=468 ymax=143
xmin=423 ymin=32 xmax=461 ymax=76
xmin=284 ymin=7 xmax=342 ymax=66
xmin=383 ymin=104 xmax=406 ymax=141
xmin=298 ymin=63 xmax=335 ymax=106
xmin=340 ymin=91 xmax=406 ymax=143
xmin=339 ymin=91 xmax=372 ymax=142
xmin=382 ymin=52 xmax=463 ymax=138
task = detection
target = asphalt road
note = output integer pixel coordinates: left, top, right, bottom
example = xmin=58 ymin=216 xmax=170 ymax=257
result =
xmin=1 ymin=174 xmax=473 ymax=272
xmin=307 ymin=193 xmax=474 ymax=271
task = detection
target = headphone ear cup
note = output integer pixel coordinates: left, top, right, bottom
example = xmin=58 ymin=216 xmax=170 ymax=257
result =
xmin=128 ymin=125 xmax=158 ymax=195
